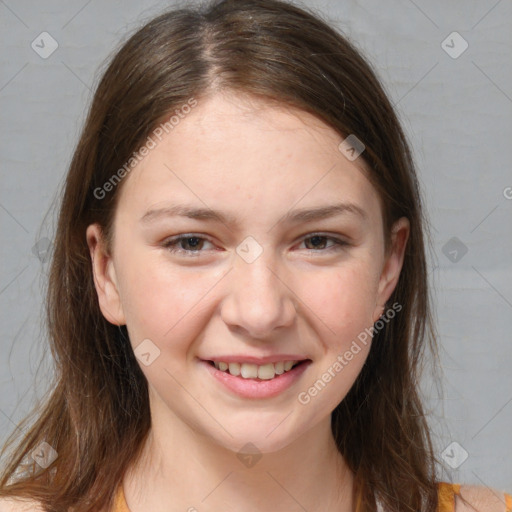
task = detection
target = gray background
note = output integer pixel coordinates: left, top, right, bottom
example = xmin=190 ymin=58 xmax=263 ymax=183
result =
xmin=1 ymin=0 xmax=511 ymax=493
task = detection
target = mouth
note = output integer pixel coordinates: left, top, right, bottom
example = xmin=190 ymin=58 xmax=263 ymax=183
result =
xmin=205 ymin=359 xmax=310 ymax=381
xmin=201 ymin=358 xmax=312 ymax=399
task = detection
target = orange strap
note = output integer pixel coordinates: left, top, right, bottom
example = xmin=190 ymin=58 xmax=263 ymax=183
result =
xmin=506 ymin=491 xmax=512 ymax=512
xmin=112 ymin=483 xmax=130 ymax=512
xmin=437 ymin=482 xmax=461 ymax=512
xmin=437 ymin=482 xmax=512 ymax=512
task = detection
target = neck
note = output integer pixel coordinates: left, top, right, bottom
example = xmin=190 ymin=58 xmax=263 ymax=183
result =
xmin=123 ymin=400 xmax=355 ymax=512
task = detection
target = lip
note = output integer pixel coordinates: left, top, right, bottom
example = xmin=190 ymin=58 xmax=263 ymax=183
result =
xmin=200 ymin=358 xmax=312 ymax=399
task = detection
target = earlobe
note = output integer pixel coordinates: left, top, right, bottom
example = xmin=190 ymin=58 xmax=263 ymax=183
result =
xmin=373 ymin=217 xmax=410 ymax=323
xmin=86 ymin=223 xmax=126 ymax=326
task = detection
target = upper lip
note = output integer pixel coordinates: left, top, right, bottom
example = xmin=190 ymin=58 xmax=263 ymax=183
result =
xmin=202 ymin=355 xmax=310 ymax=365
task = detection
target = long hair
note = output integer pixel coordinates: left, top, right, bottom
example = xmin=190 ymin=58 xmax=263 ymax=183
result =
xmin=0 ymin=1 xmax=441 ymax=510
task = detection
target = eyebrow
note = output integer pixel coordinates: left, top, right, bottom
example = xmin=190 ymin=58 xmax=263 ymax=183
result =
xmin=139 ymin=202 xmax=367 ymax=226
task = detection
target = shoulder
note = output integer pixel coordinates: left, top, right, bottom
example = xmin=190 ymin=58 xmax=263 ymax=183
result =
xmin=0 ymin=496 xmax=112 ymax=512
xmin=455 ymin=484 xmax=511 ymax=512
xmin=0 ymin=496 xmax=45 ymax=512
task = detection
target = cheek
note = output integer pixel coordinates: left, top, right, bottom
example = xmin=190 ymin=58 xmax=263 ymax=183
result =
xmin=115 ymin=249 xmax=222 ymax=348
xmin=301 ymin=260 xmax=380 ymax=339
xmin=294 ymin=264 xmax=379 ymax=409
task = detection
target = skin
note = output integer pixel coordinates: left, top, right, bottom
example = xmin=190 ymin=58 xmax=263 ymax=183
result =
xmin=86 ymin=91 xmax=410 ymax=512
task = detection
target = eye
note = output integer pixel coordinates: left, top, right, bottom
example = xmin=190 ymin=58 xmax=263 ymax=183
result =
xmin=298 ymin=234 xmax=348 ymax=252
xmin=162 ymin=235 xmax=215 ymax=256
xmin=162 ymin=233 xmax=348 ymax=257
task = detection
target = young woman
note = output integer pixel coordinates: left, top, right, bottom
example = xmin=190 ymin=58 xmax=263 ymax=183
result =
xmin=0 ymin=1 xmax=510 ymax=511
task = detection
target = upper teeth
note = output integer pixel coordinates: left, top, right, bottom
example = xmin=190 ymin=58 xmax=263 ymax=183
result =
xmin=213 ymin=360 xmax=298 ymax=380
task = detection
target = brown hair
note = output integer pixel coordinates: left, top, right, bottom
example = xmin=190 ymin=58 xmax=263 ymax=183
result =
xmin=0 ymin=1 xmax=442 ymax=510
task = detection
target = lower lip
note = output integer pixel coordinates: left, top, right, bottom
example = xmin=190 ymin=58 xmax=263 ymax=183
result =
xmin=200 ymin=359 xmax=311 ymax=399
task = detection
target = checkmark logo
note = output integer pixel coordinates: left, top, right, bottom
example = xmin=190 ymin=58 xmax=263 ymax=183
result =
xmin=441 ymin=32 xmax=468 ymax=59
xmin=30 ymin=442 xmax=58 ymax=469
xmin=442 ymin=237 xmax=468 ymax=263
xmin=441 ymin=441 xmax=468 ymax=469
xmin=32 ymin=237 xmax=52 ymax=263
xmin=236 ymin=236 xmax=263 ymax=263
xmin=31 ymin=31 xmax=58 ymax=59
xmin=338 ymin=134 xmax=365 ymax=161
xmin=237 ymin=442 xmax=262 ymax=468
xmin=134 ymin=339 xmax=161 ymax=366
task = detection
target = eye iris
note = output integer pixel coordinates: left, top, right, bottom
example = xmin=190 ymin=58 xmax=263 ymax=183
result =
xmin=182 ymin=237 xmax=202 ymax=250
xmin=305 ymin=236 xmax=327 ymax=249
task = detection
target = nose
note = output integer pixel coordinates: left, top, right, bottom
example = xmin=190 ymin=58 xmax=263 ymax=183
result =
xmin=220 ymin=253 xmax=296 ymax=339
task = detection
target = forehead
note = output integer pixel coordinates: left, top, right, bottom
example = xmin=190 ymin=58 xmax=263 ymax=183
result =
xmin=115 ymin=92 xmax=382 ymax=226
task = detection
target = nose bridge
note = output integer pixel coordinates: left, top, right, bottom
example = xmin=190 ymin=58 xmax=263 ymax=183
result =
xmin=221 ymin=247 xmax=295 ymax=337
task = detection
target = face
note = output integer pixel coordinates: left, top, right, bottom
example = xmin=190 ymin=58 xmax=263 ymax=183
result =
xmin=87 ymin=91 xmax=409 ymax=454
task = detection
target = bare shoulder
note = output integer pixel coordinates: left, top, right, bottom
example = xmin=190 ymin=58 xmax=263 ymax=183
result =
xmin=455 ymin=484 xmax=511 ymax=512
xmin=0 ymin=496 xmax=45 ymax=512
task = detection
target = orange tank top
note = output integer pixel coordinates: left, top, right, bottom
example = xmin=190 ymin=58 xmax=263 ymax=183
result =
xmin=111 ymin=481 xmax=512 ymax=511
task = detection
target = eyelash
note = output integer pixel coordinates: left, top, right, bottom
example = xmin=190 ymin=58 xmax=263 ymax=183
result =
xmin=162 ymin=233 xmax=348 ymax=257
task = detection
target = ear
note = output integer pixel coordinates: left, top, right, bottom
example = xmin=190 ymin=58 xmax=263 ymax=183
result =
xmin=372 ymin=217 xmax=410 ymax=323
xmin=86 ymin=223 xmax=126 ymax=326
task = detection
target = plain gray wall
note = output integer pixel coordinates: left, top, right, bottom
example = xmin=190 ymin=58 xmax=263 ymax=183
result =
xmin=1 ymin=0 xmax=511 ymax=492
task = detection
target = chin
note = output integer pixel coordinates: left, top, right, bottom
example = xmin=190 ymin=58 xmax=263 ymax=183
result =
xmin=207 ymin=418 xmax=308 ymax=457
